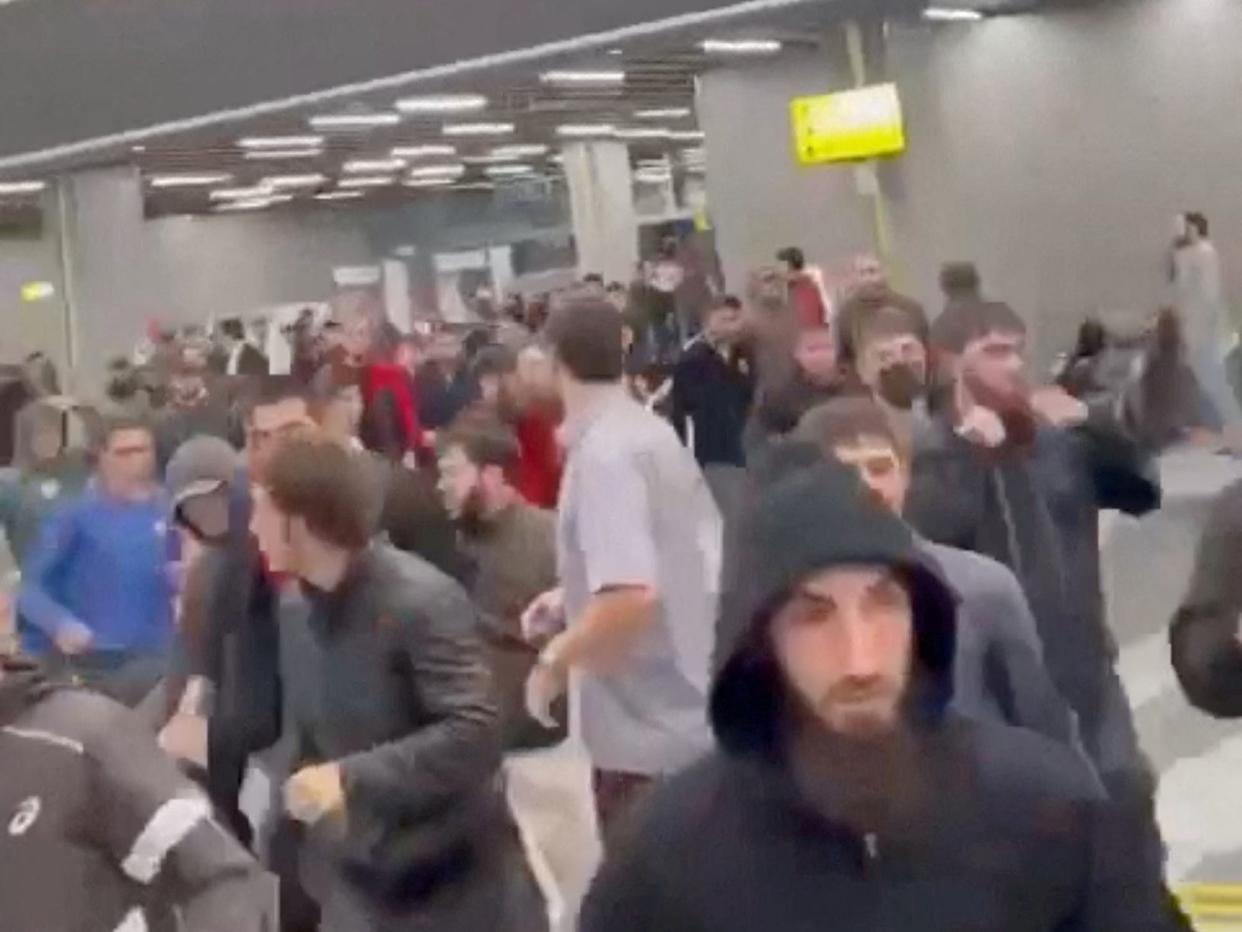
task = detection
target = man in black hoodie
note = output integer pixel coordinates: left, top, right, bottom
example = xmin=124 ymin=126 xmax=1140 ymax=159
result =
xmin=582 ymin=461 xmax=1169 ymax=932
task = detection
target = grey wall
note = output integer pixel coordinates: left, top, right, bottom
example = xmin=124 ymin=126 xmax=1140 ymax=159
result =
xmin=63 ymin=168 xmax=371 ymax=393
xmin=0 ymin=215 xmax=69 ymax=372
xmin=701 ymin=0 xmax=1242 ymax=362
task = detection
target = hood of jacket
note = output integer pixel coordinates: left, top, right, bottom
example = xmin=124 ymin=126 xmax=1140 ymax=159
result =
xmin=710 ymin=456 xmax=958 ymax=758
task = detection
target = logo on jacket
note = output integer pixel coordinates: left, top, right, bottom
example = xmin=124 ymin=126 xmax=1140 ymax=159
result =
xmin=8 ymin=796 xmax=40 ymax=836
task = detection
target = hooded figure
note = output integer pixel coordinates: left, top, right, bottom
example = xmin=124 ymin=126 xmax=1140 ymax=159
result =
xmin=582 ymin=462 xmax=1169 ymax=932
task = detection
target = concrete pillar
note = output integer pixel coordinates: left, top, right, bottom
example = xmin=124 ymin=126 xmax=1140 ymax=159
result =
xmin=58 ymin=166 xmax=169 ymax=398
xmin=561 ymin=141 xmax=638 ymax=284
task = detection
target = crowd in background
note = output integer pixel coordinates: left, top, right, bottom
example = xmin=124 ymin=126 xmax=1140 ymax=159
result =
xmin=6 ymin=213 xmax=1242 ymax=931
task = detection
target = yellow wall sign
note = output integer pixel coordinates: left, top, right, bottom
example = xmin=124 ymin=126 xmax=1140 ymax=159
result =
xmin=791 ymin=83 xmax=906 ymax=166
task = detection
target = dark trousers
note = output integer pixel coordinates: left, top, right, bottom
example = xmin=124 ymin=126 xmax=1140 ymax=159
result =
xmin=591 ymin=769 xmax=656 ymax=847
xmin=47 ymin=651 xmax=166 ymax=707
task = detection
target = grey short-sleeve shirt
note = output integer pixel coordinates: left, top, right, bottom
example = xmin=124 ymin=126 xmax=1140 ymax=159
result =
xmin=558 ymin=389 xmax=720 ymax=774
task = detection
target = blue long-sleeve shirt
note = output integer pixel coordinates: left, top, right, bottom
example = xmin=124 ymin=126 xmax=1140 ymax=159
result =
xmin=18 ymin=486 xmax=175 ymax=656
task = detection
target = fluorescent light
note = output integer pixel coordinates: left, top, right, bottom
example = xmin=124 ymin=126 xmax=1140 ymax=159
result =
xmin=391 ymin=144 xmax=458 ymax=158
xmin=922 ymin=6 xmax=983 ymax=20
xmin=263 ymin=173 xmax=328 ymax=189
xmin=315 ymin=191 xmax=365 ymax=201
xmin=607 ymin=48 xmax=624 ymax=57
xmin=635 ymin=108 xmax=692 ymax=120
xmin=343 ymin=158 xmax=407 ymax=173
xmin=635 ymin=172 xmax=672 ymax=185
xmin=404 ymin=178 xmax=456 ymax=188
xmin=668 ymin=130 xmax=706 ymax=142
xmin=0 ymin=180 xmax=46 ymax=195
xmin=396 ymin=94 xmax=488 ymax=114
xmin=310 ymin=112 xmax=401 ymax=130
xmin=455 ymin=182 xmax=496 ymax=191
xmin=238 ymin=135 xmax=324 ymax=149
xmin=215 ymin=198 xmax=273 ymax=212
xmin=338 ymin=175 xmax=394 ymax=188
xmin=699 ymin=39 xmax=782 ymax=55
xmin=407 ymin=164 xmax=466 ymax=179
xmin=540 ymin=70 xmax=626 ymax=85
xmin=209 ymin=184 xmax=275 ymax=201
xmin=548 ymin=154 xmax=565 ymax=165
xmin=484 ymin=164 xmax=535 ymax=177
xmin=243 ymin=148 xmax=322 ymax=160
xmin=442 ymin=122 xmax=515 ymax=136
xmin=615 ymin=127 xmax=672 ymax=140
xmin=147 ymin=173 xmax=233 ymax=188
xmin=490 ymin=144 xmax=549 ymax=158
xmin=556 ymin=123 xmax=616 ymax=138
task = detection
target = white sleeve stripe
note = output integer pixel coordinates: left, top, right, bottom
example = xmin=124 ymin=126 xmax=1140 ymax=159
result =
xmin=120 ymin=795 xmax=211 ymax=884
xmin=113 ymin=907 xmax=148 ymax=932
xmin=2 ymin=725 xmax=85 ymax=755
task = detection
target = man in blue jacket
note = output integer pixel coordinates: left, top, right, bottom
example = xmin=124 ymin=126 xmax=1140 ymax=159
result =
xmin=19 ymin=413 xmax=174 ymax=706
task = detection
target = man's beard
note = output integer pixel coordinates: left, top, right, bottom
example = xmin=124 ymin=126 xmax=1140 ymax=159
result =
xmin=963 ymin=370 xmax=1037 ymax=450
xmin=877 ymin=364 xmax=924 ymax=411
xmin=455 ymin=486 xmax=490 ymax=538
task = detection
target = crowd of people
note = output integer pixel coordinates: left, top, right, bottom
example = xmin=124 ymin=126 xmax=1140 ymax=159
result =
xmin=6 ymin=215 xmax=1242 ymax=932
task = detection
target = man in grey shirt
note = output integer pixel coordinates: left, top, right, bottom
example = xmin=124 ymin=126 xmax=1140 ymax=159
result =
xmin=795 ymin=397 xmax=1078 ymax=746
xmin=523 ymin=298 xmax=720 ymax=835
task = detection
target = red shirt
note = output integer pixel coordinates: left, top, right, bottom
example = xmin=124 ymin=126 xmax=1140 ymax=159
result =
xmin=513 ymin=409 xmax=563 ymax=509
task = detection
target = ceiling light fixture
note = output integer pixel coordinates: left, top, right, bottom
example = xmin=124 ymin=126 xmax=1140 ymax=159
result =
xmin=442 ymin=122 xmax=515 ymax=136
xmin=310 ymin=112 xmax=401 ymax=130
xmin=556 ymin=123 xmax=617 ymax=138
xmin=668 ymin=130 xmax=706 ymax=142
xmin=699 ymin=39 xmax=783 ymax=55
xmin=607 ymin=48 xmax=624 ymax=57
xmin=484 ymin=164 xmax=536 ymax=177
xmin=635 ymin=108 xmax=692 ymax=120
xmin=263 ymin=173 xmax=328 ymax=189
xmin=614 ymin=127 xmax=672 ymax=140
xmin=338 ymin=175 xmax=395 ymax=188
xmin=315 ymin=191 xmax=365 ymax=201
xmin=391 ymin=144 xmax=458 ymax=158
xmin=147 ymin=173 xmax=233 ymax=188
xmin=0 ymin=180 xmax=47 ymax=195
xmin=403 ymin=178 xmax=457 ymax=188
xmin=209 ymin=184 xmax=275 ymax=201
xmin=243 ymin=148 xmax=323 ymax=160
xmin=491 ymin=144 xmax=549 ymax=158
xmin=396 ymin=94 xmax=488 ymax=114
xmin=541 ymin=70 xmax=626 ymax=85
xmin=215 ymin=197 xmax=274 ymax=212
xmin=407 ymin=164 xmax=467 ymax=179
xmin=922 ymin=6 xmax=984 ymax=21
xmin=238 ymin=135 xmax=325 ymax=149
xmin=343 ymin=158 xmax=407 ymax=173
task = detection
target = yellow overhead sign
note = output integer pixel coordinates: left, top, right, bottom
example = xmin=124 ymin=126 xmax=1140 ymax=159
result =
xmin=791 ymin=83 xmax=906 ymax=165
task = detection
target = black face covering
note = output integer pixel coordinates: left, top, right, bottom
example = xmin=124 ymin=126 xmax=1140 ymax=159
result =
xmin=877 ymin=364 xmax=924 ymax=411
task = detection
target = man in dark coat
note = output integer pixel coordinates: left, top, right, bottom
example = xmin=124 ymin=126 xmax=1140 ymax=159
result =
xmin=905 ymin=301 xmax=1159 ymax=778
xmin=670 ymin=296 xmax=755 ymax=470
xmin=582 ymin=461 xmax=1169 ymax=932
xmin=251 ymin=434 xmax=544 ymax=932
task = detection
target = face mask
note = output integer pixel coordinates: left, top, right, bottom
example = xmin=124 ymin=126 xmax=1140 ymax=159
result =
xmin=877 ymin=364 xmax=924 ymax=411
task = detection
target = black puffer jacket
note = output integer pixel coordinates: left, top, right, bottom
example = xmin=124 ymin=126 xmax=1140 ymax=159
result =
xmin=583 ymin=463 xmax=1170 ymax=932
xmin=0 ymin=657 xmax=273 ymax=932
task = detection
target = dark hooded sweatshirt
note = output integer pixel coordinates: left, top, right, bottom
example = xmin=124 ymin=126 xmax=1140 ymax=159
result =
xmin=0 ymin=657 xmax=274 ymax=932
xmin=582 ymin=463 xmax=1169 ymax=932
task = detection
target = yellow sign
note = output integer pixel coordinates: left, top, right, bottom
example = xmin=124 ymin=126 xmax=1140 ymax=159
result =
xmin=791 ymin=83 xmax=906 ymax=166
xmin=19 ymin=281 xmax=55 ymax=303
